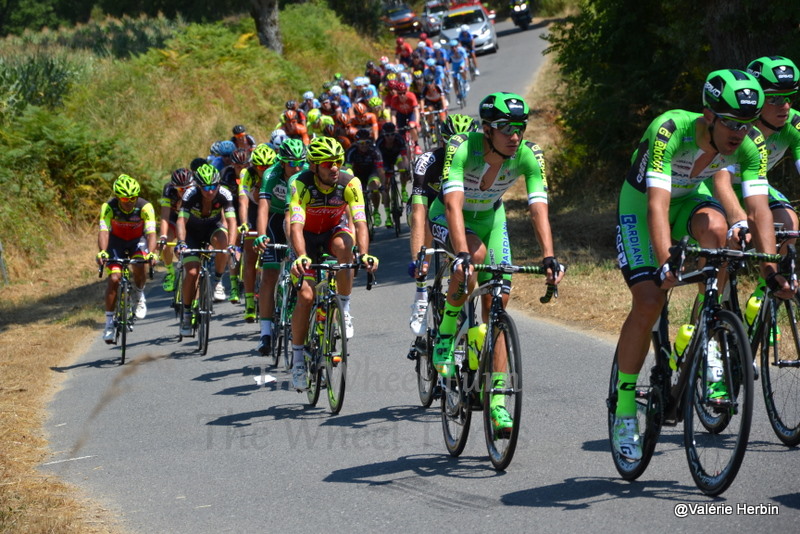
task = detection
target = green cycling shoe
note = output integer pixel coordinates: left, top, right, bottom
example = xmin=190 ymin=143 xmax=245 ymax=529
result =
xmin=490 ymin=405 xmax=514 ymax=438
xmin=432 ymin=334 xmax=455 ymax=378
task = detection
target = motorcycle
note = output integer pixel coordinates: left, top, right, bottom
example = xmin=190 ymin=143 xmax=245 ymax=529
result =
xmin=510 ymin=0 xmax=533 ymax=31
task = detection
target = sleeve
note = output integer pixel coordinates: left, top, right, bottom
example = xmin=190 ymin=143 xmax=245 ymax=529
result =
xmin=158 ymin=184 xmax=171 ymax=208
xmin=98 ymin=203 xmax=112 ymax=232
xmin=344 ymin=176 xmax=367 ymax=224
xmin=520 ymin=141 xmax=548 ymax=205
xmin=142 ymin=202 xmax=158 ymax=234
xmin=288 ymin=180 xmax=307 ymax=226
xmin=440 ymin=134 xmax=469 ymax=196
xmin=738 ymin=130 xmax=769 ymax=198
xmin=643 ymin=116 xmax=680 ymax=192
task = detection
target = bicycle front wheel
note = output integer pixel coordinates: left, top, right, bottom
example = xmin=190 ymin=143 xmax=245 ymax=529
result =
xmin=305 ymin=310 xmax=322 ymax=406
xmin=441 ymin=325 xmax=472 ymax=457
xmin=390 ymin=178 xmax=402 ymax=237
xmin=759 ymin=295 xmax=800 ymax=446
xmin=364 ymin=198 xmax=375 ymax=242
xmin=325 ymin=298 xmax=348 ymax=415
xmin=418 ymin=287 xmax=443 ymax=408
xmin=116 ymin=281 xmax=130 ymax=365
xmin=481 ymin=312 xmax=522 ymax=470
xmin=197 ymin=273 xmax=211 ymax=355
xmin=684 ymin=309 xmax=753 ymax=496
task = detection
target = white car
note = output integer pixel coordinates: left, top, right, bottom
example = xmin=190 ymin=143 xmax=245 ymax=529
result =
xmin=421 ymin=1 xmax=449 ymax=34
xmin=439 ymin=3 xmax=498 ymax=54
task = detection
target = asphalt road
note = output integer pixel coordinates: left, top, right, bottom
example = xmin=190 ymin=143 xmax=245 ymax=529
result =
xmin=45 ymin=19 xmax=799 ymax=533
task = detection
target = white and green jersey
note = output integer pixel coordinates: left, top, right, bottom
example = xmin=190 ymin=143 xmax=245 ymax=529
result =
xmin=440 ymin=131 xmax=548 ymax=213
xmin=726 ymin=108 xmax=800 ymax=181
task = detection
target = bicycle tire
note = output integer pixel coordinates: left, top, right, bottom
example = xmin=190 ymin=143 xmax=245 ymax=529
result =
xmin=481 ymin=312 xmax=522 ymax=471
xmin=759 ymin=295 xmax=800 ymax=446
xmin=418 ymin=286 xmax=444 ymax=408
xmin=272 ymin=274 xmax=288 ymax=367
xmin=305 ymin=309 xmax=322 ymax=406
xmin=325 ymin=297 xmax=348 ymax=415
xmin=390 ymin=177 xmax=402 ymax=238
xmin=172 ymin=265 xmax=183 ymax=319
xmin=441 ymin=323 xmax=472 ymax=457
xmin=684 ymin=309 xmax=753 ymax=496
xmin=117 ymin=281 xmax=129 ymax=365
xmin=198 ymin=273 xmax=211 ymax=355
xmin=364 ymin=198 xmax=375 ymax=242
xmin=607 ymin=345 xmax=662 ymax=480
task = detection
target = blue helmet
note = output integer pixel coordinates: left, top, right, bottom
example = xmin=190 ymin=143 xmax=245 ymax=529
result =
xmin=426 ymin=58 xmax=436 ymax=67
xmin=217 ymin=140 xmax=235 ymax=157
xmin=449 ymin=40 xmax=459 ymax=48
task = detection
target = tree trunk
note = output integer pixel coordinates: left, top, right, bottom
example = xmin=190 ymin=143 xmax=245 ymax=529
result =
xmin=249 ymin=0 xmax=282 ymax=55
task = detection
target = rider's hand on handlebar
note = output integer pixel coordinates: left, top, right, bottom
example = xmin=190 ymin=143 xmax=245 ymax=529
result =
xmin=291 ymin=255 xmax=311 ymax=278
xmin=767 ymin=272 xmax=797 ymax=300
xmin=361 ymin=254 xmax=379 ymax=272
xmin=145 ymin=252 xmax=157 ymax=264
xmin=238 ymin=222 xmax=250 ymax=234
xmin=174 ymin=241 xmax=187 ymax=256
xmin=542 ymin=256 xmax=564 ymax=285
xmin=254 ymin=235 xmax=269 ymax=250
xmin=96 ymin=250 xmax=109 ymax=266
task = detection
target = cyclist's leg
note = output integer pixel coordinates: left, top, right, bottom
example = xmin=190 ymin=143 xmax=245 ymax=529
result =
xmin=210 ymin=224 xmax=230 ymax=300
xmin=258 ymin=213 xmax=286 ymax=352
xmin=162 ymin=216 xmax=177 ymax=291
xmin=242 ymin=233 xmax=259 ymax=319
xmin=290 ymin=230 xmax=327 ymax=386
xmin=329 ymin=224 xmax=356 ymax=336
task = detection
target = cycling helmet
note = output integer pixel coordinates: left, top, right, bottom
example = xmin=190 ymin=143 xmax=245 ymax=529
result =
xmin=413 ymin=70 xmax=423 ymax=80
xmin=232 ymin=124 xmax=246 ymax=135
xmin=113 ymin=174 xmax=140 ymax=197
xmin=278 ymin=138 xmax=307 ymax=162
xmin=441 ymin=114 xmax=478 ymax=139
xmin=352 ymin=102 xmax=367 ymax=116
xmin=251 ymin=143 xmax=277 ymax=166
xmin=231 ymin=148 xmax=251 ymax=165
xmin=217 ymin=140 xmax=236 ymax=156
xmin=170 ymin=168 xmax=193 ymax=187
xmin=209 ymin=141 xmax=224 ymax=156
xmin=334 ymin=73 xmax=343 ymax=81
xmin=460 ymin=24 xmax=470 ymax=33
xmin=703 ymin=69 xmax=764 ymax=121
xmin=426 ymin=58 xmax=436 ymax=67
xmin=380 ymin=56 xmax=389 ymax=65
xmin=285 ymin=99 xmax=298 ymax=110
xmin=396 ymin=81 xmax=408 ymax=93
xmin=322 ymin=81 xmax=333 ymax=91
xmin=366 ymin=60 xmax=375 ymax=69
xmin=396 ymin=37 xmax=404 ymax=45
xmin=385 ymin=72 xmax=398 ymax=81
xmin=449 ymin=39 xmax=459 ymax=48
xmin=194 ymin=164 xmax=220 ymax=186
xmin=323 ymin=123 xmax=336 ymax=137
xmin=423 ymin=72 xmax=435 ymax=83
xmin=284 ymin=109 xmax=298 ymax=122
xmin=190 ymin=157 xmax=207 ymax=172
xmin=306 ymin=136 xmax=345 ymax=164
xmin=355 ymin=129 xmax=372 ymax=142
xmin=368 ymin=96 xmax=383 ymax=109
xmin=420 ymin=33 xmax=428 ymax=40
xmin=433 ymin=42 xmax=441 ymax=50
xmin=330 ymin=85 xmax=342 ymax=95
xmin=302 ymin=90 xmax=315 ymax=100
xmin=747 ymin=56 xmax=800 ymax=94
xmin=417 ymin=41 xmax=427 ymax=49
xmin=396 ymin=64 xmax=406 ymax=72
xmin=270 ymin=129 xmax=288 ymax=147
xmin=307 ymin=108 xmax=321 ymax=124
xmin=381 ymin=122 xmax=397 ymax=135
xmin=479 ymin=92 xmax=530 ymax=123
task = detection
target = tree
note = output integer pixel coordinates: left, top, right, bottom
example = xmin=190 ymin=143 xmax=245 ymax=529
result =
xmin=249 ymin=0 xmax=282 ymax=54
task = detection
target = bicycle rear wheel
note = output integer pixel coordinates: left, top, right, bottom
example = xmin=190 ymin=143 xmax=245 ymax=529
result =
xmin=197 ymin=273 xmax=211 ymax=355
xmin=607 ymin=345 xmax=662 ymax=480
xmin=684 ymin=309 xmax=753 ymax=496
xmin=418 ymin=286 xmax=443 ymax=408
xmin=441 ymin=326 xmax=472 ymax=457
xmin=759 ymin=295 xmax=800 ymax=446
xmin=481 ymin=312 xmax=522 ymax=470
xmin=325 ymin=298 xmax=348 ymax=415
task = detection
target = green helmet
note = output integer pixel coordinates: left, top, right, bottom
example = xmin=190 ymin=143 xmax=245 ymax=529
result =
xmin=307 ymin=108 xmax=321 ymax=125
xmin=747 ymin=56 xmax=800 ymax=94
xmin=478 ymin=92 xmax=529 ymax=123
xmin=251 ymin=143 xmax=277 ymax=167
xmin=113 ymin=174 xmax=140 ymax=198
xmin=703 ymin=69 xmax=764 ymax=121
xmin=306 ymin=136 xmax=344 ymax=164
xmin=441 ymin=114 xmax=478 ymax=139
xmin=278 ymin=138 xmax=307 ymax=162
xmin=194 ymin=163 xmax=220 ymax=186
xmin=368 ymin=96 xmax=383 ymax=108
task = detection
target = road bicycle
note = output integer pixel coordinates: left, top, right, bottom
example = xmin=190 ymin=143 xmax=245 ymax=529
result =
xmin=434 ymin=249 xmax=562 ymax=470
xmin=299 ymin=254 xmax=374 ymax=415
xmin=607 ymin=237 xmax=780 ymax=495
xmin=453 ymin=70 xmax=469 ymax=109
xmin=265 ymin=243 xmax=294 ymax=369
xmin=418 ymin=110 xmax=442 ymax=153
xmin=99 ymin=257 xmax=153 ymax=365
xmin=178 ymin=248 xmax=228 ymax=355
xmin=385 ymin=167 xmax=403 ymax=238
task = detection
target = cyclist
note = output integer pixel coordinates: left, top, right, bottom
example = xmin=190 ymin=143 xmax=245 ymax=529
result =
xmin=231 ymin=124 xmax=256 ymax=152
xmin=457 ymin=24 xmax=479 ymax=76
xmin=96 ymin=175 xmax=158 ymax=342
xmin=421 ymin=71 xmax=448 ymax=124
xmin=269 ymin=129 xmax=288 ymax=151
xmin=448 ymin=39 xmax=469 ymax=100
xmin=220 ymin=148 xmax=251 ymax=303
xmin=429 ymin=93 xmax=564 ymax=436
xmin=307 ymin=108 xmax=335 ymax=139
xmin=408 ymin=114 xmax=477 ymax=335
xmin=612 ymin=70 xmax=791 ymax=461
xmin=367 ymin=96 xmax=392 ymax=129
xmin=174 ymin=164 xmax=238 ymax=336
xmin=157 ymin=168 xmax=194 ymax=293
xmin=237 ymin=144 xmax=276 ymax=322
xmin=275 ymin=109 xmax=310 ymax=145
xmin=253 ymin=139 xmax=307 ymax=355
xmin=299 ymin=91 xmax=319 ymax=115
xmin=718 ymin=56 xmax=800 ymax=321
xmin=329 ymin=85 xmax=351 ymax=115
xmin=350 ymin=101 xmax=379 ymax=140
xmin=346 ymin=129 xmax=386 ymax=227
xmin=365 ymin=60 xmax=384 ymax=88
xmin=387 ymin=81 xmax=422 ymax=156
xmin=287 ymin=137 xmax=379 ymax=390
xmin=376 ymin=122 xmax=411 ymax=207
xmin=395 ymin=37 xmax=414 ymax=67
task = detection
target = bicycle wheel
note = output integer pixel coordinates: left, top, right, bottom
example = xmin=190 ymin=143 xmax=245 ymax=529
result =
xmin=390 ymin=178 xmax=402 ymax=237
xmin=441 ymin=324 xmax=472 ymax=457
xmin=325 ymin=298 xmax=348 ymax=415
xmin=684 ymin=309 xmax=753 ymax=496
xmin=116 ymin=281 xmax=130 ymax=365
xmin=172 ymin=265 xmax=183 ymax=319
xmin=305 ymin=309 xmax=322 ymax=406
xmin=418 ymin=286 xmax=444 ymax=408
xmin=197 ymin=273 xmax=211 ymax=355
xmin=606 ymin=345 xmax=662 ymax=480
xmin=759 ymin=295 xmax=800 ymax=446
xmin=481 ymin=312 xmax=522 ymax=470
xmin=364 ymin=198 xmax=375 ymax=242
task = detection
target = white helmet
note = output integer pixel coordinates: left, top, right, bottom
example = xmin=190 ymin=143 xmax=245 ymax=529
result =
xmin=460 ymin=24 xmax=470 ymax=32
xmin=330 ymin=85 xmax=342 ymax=95
xmin=433 ymin=42 xmax=441 ymax=50
xmin=302 ymin=90 xmax=314 ymax=100
xmin=270 ymin=129 xmax=288 ymax=147
xmin=417 ymin=41 xmax=426 ymax=49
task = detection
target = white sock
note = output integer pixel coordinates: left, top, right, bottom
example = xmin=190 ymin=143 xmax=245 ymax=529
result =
xmin=292 ymin=345 xmax=305 ymax=366
xmin=340 ymin=295 xmax=351 ymax=315
xmin=260 ymin=320 xmax=273 ymax=337
xmin=105 ymin=312 xmax=114 ymax=327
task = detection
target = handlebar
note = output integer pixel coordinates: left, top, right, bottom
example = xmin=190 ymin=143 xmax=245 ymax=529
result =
xmin=98 ymin=257 xmax=154 ymax=279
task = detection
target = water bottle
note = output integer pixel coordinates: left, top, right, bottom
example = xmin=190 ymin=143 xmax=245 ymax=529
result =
xmin=467 ymin=323 xmax=487 ymax=370
xmin=670 ymin=324 xmax=694 ymax=371
xmin=745 ymin=295 xmax=762 ymax=327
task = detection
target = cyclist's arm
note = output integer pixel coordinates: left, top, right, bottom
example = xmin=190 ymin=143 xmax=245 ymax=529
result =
xmin=256 ymin=196 xmax=270 ymax=237
xmin=647 ymin=187 xmax=673 ymax=267
xmin=159 ymin=204 xmax=172 ymax=241
xmin=344 ymin=176 xmax=370 ymax=255
xmin=142 ymin=202 xmax=158 ymax=253
xmin=288 ymin=182 xmax=308 ymax=258
xmin=98 ymin=203 xmax=112 ymax=252
xmin=712 ymin=168 xmax=747 ymax=226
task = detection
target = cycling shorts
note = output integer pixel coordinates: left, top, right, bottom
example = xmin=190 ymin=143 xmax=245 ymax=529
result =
xmin=396 ymin=112 xmax=417 ymax=131
xmin=183 ymin=219 xmax=228 ymax=263
xmin=299 ymin=222 xmax=353 ymax=280
xmin=261 ymin=212 xmax=288 ymax=269
xmin=104 ymin=235 xmax=148 ymax=276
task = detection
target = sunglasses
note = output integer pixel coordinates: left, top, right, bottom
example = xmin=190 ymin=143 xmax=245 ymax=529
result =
xmin=118 ymin=196 xmax=137 ymax=202
xmin=712 ymin=112 xmax=754 ymax=132
xmin=766 ymin=94 xmax=796 ymax=106
xmin=489 ymin=121 xmax=527 ymax=136
xmin=201 ymin=184 xmax=219 ymax=191
xmin=285 ymin=160 xmax=305 ymax=168
xmin=318 ymin=160 xmax=342 ymax=169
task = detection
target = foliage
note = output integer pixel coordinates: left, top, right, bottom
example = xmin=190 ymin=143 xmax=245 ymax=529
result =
xmin=326 ymin=0 xmax=384 ymax=37
xmin=544 ymin=0 xmax=800 ymax=196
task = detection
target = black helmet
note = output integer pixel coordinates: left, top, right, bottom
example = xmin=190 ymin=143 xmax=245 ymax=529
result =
xmin=171 ymin=167 xmax=193 ymax=187
xmin=355 ymin=129 xmax=372 ymax=142
xmin=381 ymin=122 xmax=397 ymax=135
xmin=232 ymin=124 xmax=247 ymax=135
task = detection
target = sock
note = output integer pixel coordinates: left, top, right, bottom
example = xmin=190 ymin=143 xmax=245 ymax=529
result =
xmin=415 ymin=283 xmax=427 ymax=303
xmin=260 ymin=320 xmax=273 ymax=337
xmin=215 ymin=273 xmax=224 ymax=284
xmin=165 ymin=263 xmax=174 ymax=274
xmin=439 ymin=301 xmax=462 ymax=337
xmin=292 ymin=344 xmax=305 ymax=366
xmin=616 ymin=372 xmax=639 ymax=417
xmin=490 ymin=372 xmax=507 ymax=409
xmin=340 ymin=295 xmax=351 ymax=315
xmin=245 ymin=293 xmax=255 ymax=309
xmin=105 ymin=311 xmax=114 ymax=327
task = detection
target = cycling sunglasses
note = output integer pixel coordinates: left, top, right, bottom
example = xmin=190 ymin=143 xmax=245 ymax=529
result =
xmin=489 ymin=121 xmax=527 ymax=136
xmin=118 ymin=196 xmax=138 ymax=202
xmin=712 ymin=112 xmax=755 ymax=132
xmin=201 ymin=184 xmax=219 ymax=191
xmin=766 ymin=93 xmax=796 ymax=106
xmin=318 ymin=159 xmax=343 ymax=169
xmin=284 ymin=160 xmax=305 ymax=168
